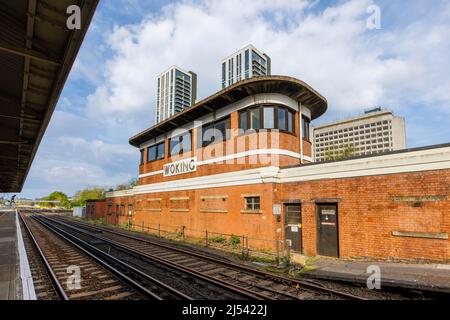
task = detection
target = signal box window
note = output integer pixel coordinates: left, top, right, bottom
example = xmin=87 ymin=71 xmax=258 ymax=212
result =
xmin=200 ymin=117 xmax=231 ymax=147
xmin=239 ymin=105 xmax=295 ymax=134
xmin=170 ymin=131 xmax=192 ymax=156
xmin=147 ymin=142 xmax=165 ymax=162
xmin=140 ymin=149 xmax=144 ymax=165
xmin=245 ymin=197 xmax=260 ymax=210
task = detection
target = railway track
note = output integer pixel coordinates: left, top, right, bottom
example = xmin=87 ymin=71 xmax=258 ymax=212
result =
xmin=32 ymin=215 xmax=283 ymax=300
xmin=22 ymin=212 xmax=284 ymax=300
xmin=42 ymin=214 xmax=369 ymax=300
xmin=19 ymin=213 xmax=201 ymax=300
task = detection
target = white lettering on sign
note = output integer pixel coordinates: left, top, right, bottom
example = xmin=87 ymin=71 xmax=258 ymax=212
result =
xmin=291 ymin=226 xmax=298 ymax=232
xmin=163 ymin=157 xmax=197 ymax=177
xmin=321 ymin=209 xmax=336 ymax=215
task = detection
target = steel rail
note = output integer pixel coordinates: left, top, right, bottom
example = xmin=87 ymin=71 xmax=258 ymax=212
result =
xmin=40 ymin=215 xmax=270 ymax=300
xmin=19 ymin=212 xmax=69 ymax=300
xmin=31 ymin=215 xmax=187 ymax=300
xmin=55 ymin=215 xmax=368 ymax=300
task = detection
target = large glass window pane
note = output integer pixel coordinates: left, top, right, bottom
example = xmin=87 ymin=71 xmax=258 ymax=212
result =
xmin=215 ymin=120 xmax=226 ymax=142
xmin=221 ymin=62 xmax=226 ymax=85
xmin=201 ymin=123 xmax=214 ymax=147
xmin=250 ymin=108 xmax=260 ymax=129
xmin=140 ymin=149 xmax=144 ymax=165
xmin=263 ymin=107 xmax=275 ymax=129
xmin=224 ymin=117 xmax=231 ymax=139
xmin=278 ymin=107 xmax=287 ymax=130
xmin=147 ymin=146 xmax=156 ymax=162
xmin=182 ymin=132 xmax=192 ymax=152
xmin=287 ymin=111 xmax=294 ymax=133
xmin=157 ymin=143 xmax=165 ymax=159
xmin=170 ymin=136 xmax=180 ymax=156
xmin=239 ymin=112 xmax=248 ymax=131
xmin=244 ymin=49 xmax=249 ymax=79
xmin=302 ymin=117 xmax=310 ymax=140
xmin=201 ymin=117 xmax=231 ymax=147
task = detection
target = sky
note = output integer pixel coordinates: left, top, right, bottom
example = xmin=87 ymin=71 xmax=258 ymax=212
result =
xmin=15 ymin=0 xmax=450 ymax=199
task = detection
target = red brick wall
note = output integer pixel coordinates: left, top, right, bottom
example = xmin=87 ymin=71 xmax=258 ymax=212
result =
xmin=86 ymin=200 xmax=106 ymax=220
xmin=106 ymin=196 xmax=134 ymax=226
xmin=128 ymin=184 xmax=278 ymax=250
xmin=109 ymin=168 xmax=449 ymax=262
xmin=279 ymin=169 xmax=450 ymax=262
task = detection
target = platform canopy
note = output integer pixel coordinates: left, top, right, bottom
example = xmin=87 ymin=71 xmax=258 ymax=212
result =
xmin=129 ymin=75 xmax=328 ymax=148
xmin=0 ymin=0 xmax=98 ymax=192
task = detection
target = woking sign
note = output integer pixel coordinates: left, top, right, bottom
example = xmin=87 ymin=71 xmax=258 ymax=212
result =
xmin=163 ymin=157 xmax=197 ymax=177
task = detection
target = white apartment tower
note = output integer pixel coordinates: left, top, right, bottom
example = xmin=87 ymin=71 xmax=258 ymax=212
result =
xmin=221 ymin=44 xmax=271 ymax=89
xmin=313 ymin=108 xmax=406 ymax=162
xmin=156 ymin=66 xmax=197 ymax=123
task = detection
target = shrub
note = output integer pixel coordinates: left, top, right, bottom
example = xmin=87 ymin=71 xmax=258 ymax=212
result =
xmin=230 ymin=235 xmax=241 ymax=246
xmin=210 ymin=235 xmax=226 ymax=243
xmin=122 ymin=220 xmax=131 ymax=230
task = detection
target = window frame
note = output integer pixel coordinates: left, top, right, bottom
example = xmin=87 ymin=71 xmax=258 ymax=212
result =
xmin=169 ymin=130 xmax=192 ymax=157
xmin=139 ymin=149 xmax=145 ymax=165
xmin=147 ymin=141 xmax=165 ymax=163
xmin=245 ymin=196 xmax=261 ymax=211
xmin=302 ymin=116 xmax=311 ymax=141
xmin=238 ymin=104 xmax=296 ymax=135
xmin=198 ymin=116 xmax=231 ymax=148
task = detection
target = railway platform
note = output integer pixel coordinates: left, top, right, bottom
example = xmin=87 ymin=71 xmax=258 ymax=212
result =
xmin=302 ymin=257 xmax=450 ymax=294
xmin=0 ymin=210 xmax=19 ymax=300
xmin=0 ymin=210 xmax=35 ymax=300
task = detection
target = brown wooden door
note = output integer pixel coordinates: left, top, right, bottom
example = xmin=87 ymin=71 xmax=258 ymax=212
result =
xmin=284 ymin=204 xmax=302 ymax=252
xmin=316 ymin=204 xmax=339 ymax=257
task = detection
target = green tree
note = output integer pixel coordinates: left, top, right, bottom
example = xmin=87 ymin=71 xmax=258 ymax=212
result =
xmin=324 ymin=143 xmax=356 ymax=161
xmin=41 ymin=191 xmax=71 ymax=208
xmin=71 ymin=187 xmax=105 ymax=207
xmin=114 ymin=178 xmax=138 ymax=191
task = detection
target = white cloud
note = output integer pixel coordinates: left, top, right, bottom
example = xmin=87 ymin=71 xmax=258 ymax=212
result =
xmin=26 ymin=159 xmax=134 ymax=198
xmin=21 ymin=0 xmax=450 ymax=198
xmin=86 ymin=0 xmax=450 ymax=125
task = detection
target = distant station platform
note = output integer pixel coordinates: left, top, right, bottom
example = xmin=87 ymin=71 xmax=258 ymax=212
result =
xmin=303 ymin=257 xmax=450 ymax=293
xmin=0 ymin=209 xmax=35 ymax=300
xmin=0 ymin=210 xmax=19 ymax=299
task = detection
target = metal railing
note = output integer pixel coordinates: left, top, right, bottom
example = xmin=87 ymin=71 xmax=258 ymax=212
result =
xmin=117 ymin=220 xmax=288 ymax=265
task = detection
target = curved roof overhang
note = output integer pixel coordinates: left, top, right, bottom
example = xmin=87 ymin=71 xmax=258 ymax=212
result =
xmin=0 ymin=0 xmax=99 ymax=192
xmin=129 ymin=75 xmax=328 ymax=148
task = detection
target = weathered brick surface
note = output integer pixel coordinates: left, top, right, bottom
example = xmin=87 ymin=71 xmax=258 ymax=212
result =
xmin=102 ymin=168 xmax=449 ymax=262
xmin=279 ymin=169 xmax=450 ymax=262
xmin=102 ymin=107 xmax=449 ymax=263
xmin=86 ymin=200 xmax=106 ymax=220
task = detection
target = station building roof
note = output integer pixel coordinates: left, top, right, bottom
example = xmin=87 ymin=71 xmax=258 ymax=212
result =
xmin=0 ymin=0 xmax=99 ymax=192
xmin=129 ymin=76 xmax=328 ymax=148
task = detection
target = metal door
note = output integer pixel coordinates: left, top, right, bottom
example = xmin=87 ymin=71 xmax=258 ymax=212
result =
xmin=284 ymin=204 xmax=302 ymax=252
xmin=316 ymin=204 xmax=339 ymax=257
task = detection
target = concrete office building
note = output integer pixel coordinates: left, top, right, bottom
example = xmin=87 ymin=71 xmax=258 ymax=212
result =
xmin=156 ymin=65 xmax=197 ymax=123
xmin=221 ymin=44 xmax=271 ymax=89
xmin=313 ymin=108 xmax=406 ymax=162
